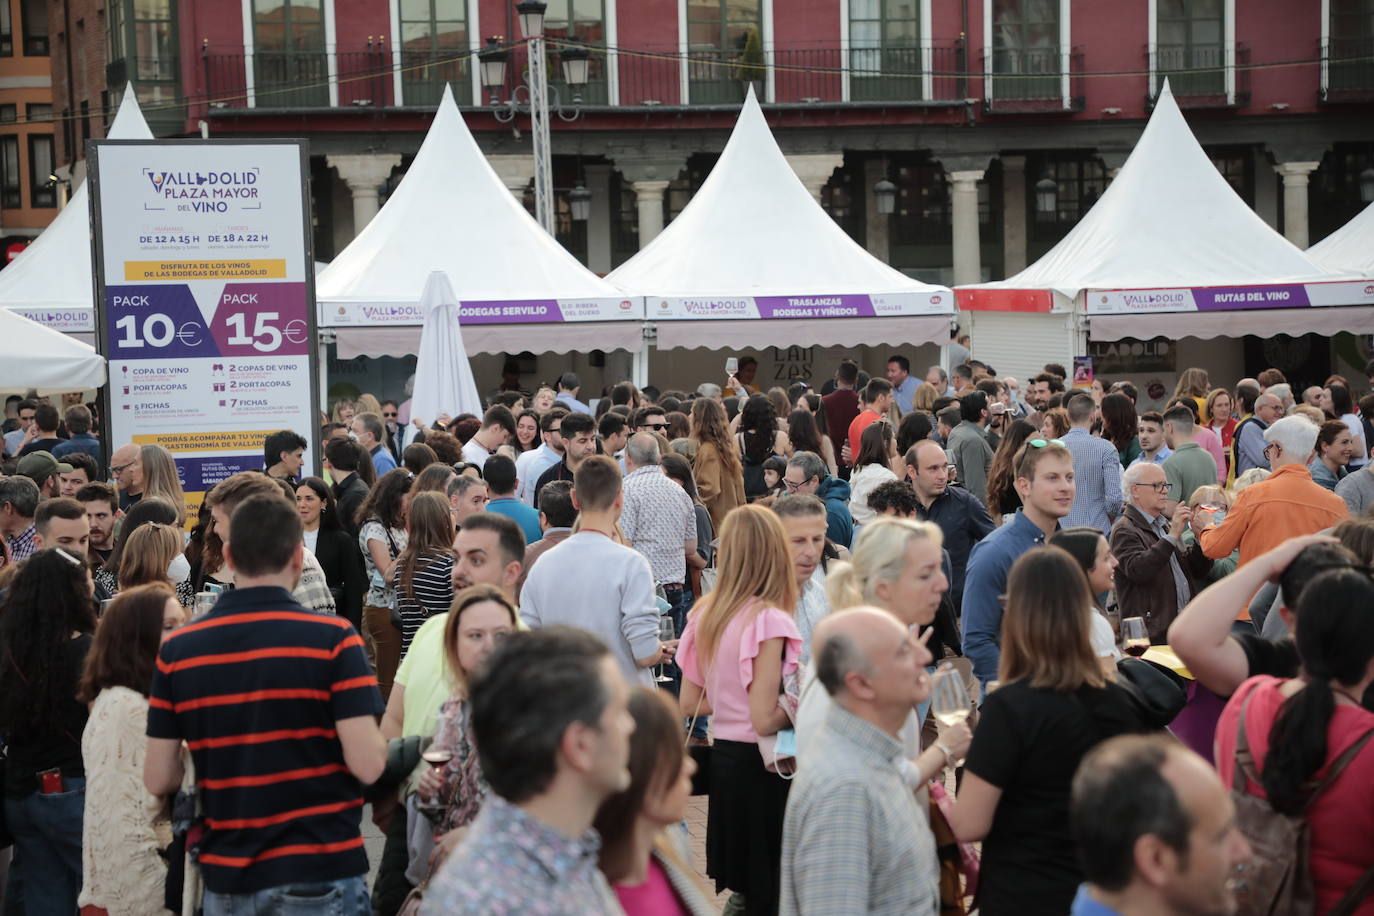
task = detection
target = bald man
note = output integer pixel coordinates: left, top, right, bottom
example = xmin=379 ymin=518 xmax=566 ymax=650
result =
xmin=1234 ymin=393 xmax=1283 ymax=477
xmin=907 ymin=439 xmax=994 ymax=610
xmin=1070 ymin=734 xmax=1250 ymax=916
xmin=108 ymin=442 xmax=145 ymax=511
xmin=780 ymin=608 xmax=949 ymax=916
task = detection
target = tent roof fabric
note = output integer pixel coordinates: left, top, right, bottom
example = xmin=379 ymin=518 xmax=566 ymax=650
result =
xmin=0 ymin=86 xmax=152 ymax=311
xmin=335 ymin=321 xmax=645 ymax=360
xmin=1090 ymin=306 xmax=1374 ymax=342
xmin=1308 ymin=201 xmax=1374 ymax=276
xmin=0 ymin=308 xmax=105 ymax=395
xmin=654 ymin=315 xmax=950 ymax=350
xmin=959 ymin=81 xmax=1345 ymax=303
xmin=317 ymin=85 xmax=622 ymax=307
xmin=606 ymin=89 xmax=951 ymax=303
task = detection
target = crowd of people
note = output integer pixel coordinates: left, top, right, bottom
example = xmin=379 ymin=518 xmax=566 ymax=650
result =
xmin=0 ymin=350 xmax=1373 ymax=916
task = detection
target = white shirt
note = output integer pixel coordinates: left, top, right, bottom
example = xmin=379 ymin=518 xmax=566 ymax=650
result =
xmin=303 ymin=527 xmax=319 ymax=555
xmin=461 ymin=438 xmax=492 ymax=468
xmin=1090 ymin=610 xmax=1122 ymax=661
xmin=515 ymin=444 xmax=561 ymax=505
xmin=519 ymin=532 xmax=661 ymax=686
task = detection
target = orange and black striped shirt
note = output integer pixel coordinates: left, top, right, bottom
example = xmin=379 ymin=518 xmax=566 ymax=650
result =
xmin=147 ymin=586 xmax=384 ymax=894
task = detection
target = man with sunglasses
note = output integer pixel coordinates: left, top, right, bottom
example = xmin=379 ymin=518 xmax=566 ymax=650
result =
xmin=632 ymin=405 xmax=668 ymax=436
xmin=1110 ymin=462 xmax=1213 ymax=643
xmin=381 ymin=399 xmax=405 ymax=462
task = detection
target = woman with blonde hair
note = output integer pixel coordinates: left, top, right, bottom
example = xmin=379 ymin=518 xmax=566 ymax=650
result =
xmin=689 ymin=396 xmax=745 ymax=529
xmin=1173 ymin=367 xmax=1210 ymax=419
xmin=595 ymin=689 xmax=716 ymax=915
xmin=913 ymin=381 xmax=940 ymax=414
xmin=355 ymin=393 xmax=384 ymax=418
xmin=138 ymin=443 xmax=187 ymax=525
xmin=947 ymin=546 xmax=1150 ymax=916
xmin=798 ymin=516 xmax=968 ymax=773
xmin=530 ymin=387 xmax=557 ymax=415
xmin=331 ymin=397 xmax=357 ymax=425
xmin=677 ymin=504 xmax=800 ymax=915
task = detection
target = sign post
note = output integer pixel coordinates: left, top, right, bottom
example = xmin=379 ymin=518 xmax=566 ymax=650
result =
xmin=88 ymin=140 xmax=319 ymax=522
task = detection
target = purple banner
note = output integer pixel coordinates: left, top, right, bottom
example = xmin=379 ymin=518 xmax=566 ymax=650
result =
xmin=753 ymin=295 xmax=878 ymax=319
xmin=175 ymin=453 xmax=264 ymax=493
xmin=458 ymin=300 xmax=564 ymax=324
xmin=1193 ymin=285 xmax=1312 ymax=311
xmin=209 ymin=282 xmax=311 ymax=356
xmin=106 ymin=285 xmax=219 ymax=360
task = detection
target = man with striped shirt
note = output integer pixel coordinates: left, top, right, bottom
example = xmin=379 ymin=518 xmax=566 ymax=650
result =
xmin=145 ymin=494 xmax=386 ymax=914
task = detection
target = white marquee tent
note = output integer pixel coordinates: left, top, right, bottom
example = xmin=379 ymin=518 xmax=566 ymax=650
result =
xmin=955 ymin=81 xmax=1370 ymax=350
xmin=1308 ymin=201 xmax=1374 ymax=277
xmin=0 ymin=307 xmax=105 ymax=395
xmin=317 ymin=85 xmax=642 ymax=363
xmin=607 ymin=87 xmax=954 ymax=352
xmin=0 ymin=85 xmax=153 ymax=343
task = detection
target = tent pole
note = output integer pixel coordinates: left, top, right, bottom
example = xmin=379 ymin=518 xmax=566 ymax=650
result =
xmin=633 ymin=320 xmax=654 ymax=389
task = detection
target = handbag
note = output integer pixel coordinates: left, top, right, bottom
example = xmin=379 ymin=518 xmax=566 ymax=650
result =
xmin=1115 ymin=656 xmax=1188 ymax=729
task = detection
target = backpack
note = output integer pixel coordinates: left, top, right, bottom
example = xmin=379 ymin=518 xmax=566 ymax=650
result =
xmin=1229 ymin=688 xmax=1374 ymax=916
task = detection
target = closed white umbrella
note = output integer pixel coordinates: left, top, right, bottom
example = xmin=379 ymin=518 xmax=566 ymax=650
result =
xmin=405 ymin=271 xmax=483 ymax=445
xmin=0 ymin=307 xmax=105 ymax=395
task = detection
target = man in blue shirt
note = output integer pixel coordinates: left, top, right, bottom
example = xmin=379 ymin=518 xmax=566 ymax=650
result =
xmin=1127 ymin=411 xmax=1172 ymax=467
xmin=962 ymin=439 xmax=1074 ymax=688
xmin=554 ymin=371 xmax=592 ymax=414
xmin=51 ymin=405 xmax=101 ymax=462
xmin=885 ymin=354 xmax=920 ymax=415
xmin=482 ymin=453 xmax=542 ymax=545
xmin=1062 ymin=391 xmax=1123 ymax=535
xmin=1069 ymin=734 xmax=1249 ymax=916
xmin=352 ymin=412 xmax=397 ymax=476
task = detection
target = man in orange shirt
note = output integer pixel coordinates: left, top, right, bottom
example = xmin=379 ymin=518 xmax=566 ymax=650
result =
xmin=1199 ymin=415 xmax=1347 ymax=571
xmin=847 ymin=378 xmax=894 ymax=458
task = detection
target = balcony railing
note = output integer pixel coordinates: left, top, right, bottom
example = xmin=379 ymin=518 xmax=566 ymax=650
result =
xmin=982 ymin=46 xmax=1084 ymax=112
xmin=201 ymin=42 xmax=968 ymax=112
xmin=1149 ymin=42 xmax=1250 ymax=107
xmin=1322 ymin=37 xmax=1374 ymax=101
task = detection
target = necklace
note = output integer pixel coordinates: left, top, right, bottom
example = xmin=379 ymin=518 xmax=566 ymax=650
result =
xmin=580 ymin=527 xmax=613 ymax=539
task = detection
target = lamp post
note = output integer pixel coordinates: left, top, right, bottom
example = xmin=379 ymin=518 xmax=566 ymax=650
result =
xmin=1360 ymin=165 xmax=1374 ymax=204
xmin=478 ymin=4 xmax=590 ymax=235
xmin=872 ymin=178 xmax=897 ymax=216
xmin=1034 ymin=175 xmax=1059 ymax=222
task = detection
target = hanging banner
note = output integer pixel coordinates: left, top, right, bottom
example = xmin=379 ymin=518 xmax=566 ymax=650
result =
xmin=648 ymin=291 xmax=951 ymax=320
xmin=319 ymin=296 xmax=642 ymax=327
xmin=89 ymin=140 xmax=319 ymax=522
xmin=1087 ymin=280 xmax=1374 ymax=314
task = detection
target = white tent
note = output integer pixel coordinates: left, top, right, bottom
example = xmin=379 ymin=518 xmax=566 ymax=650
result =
xmin=607 ymin=87 xmax=954 ymax=352
xmin=0 ymin=307 xmax=105 ymax=395
xmin=957 ymin=80 xmax=1372 ymax=346
xmin=1308 ymin=201 xmax=1374 ymax=277
xmin=317 ymin=85 xmax=642 ymax=362
xmin=0 ymin=85 xmax=153 ymax=342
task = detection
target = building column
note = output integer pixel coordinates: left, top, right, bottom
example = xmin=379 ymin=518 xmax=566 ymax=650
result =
xmin=785 ymin=153 xmax=845 ymax=205
xmin=949 ymin=169 xmax=985 ymax=286
xmin=862 ymin=157 xmax=890 ymax=263
xmin=631 ymin=180 xmax=671 ymax=248
xmin=1000 ymin=155 xmax=1027 ymax=277
xmin=1275 ymin=161 xmax=1319 ymax=248
xmin=327 ymin=154 xmax=402 ymax=236
xmin=584 ymin=163 xmax=613 ymax=274
xmin=485 ymin=154 xmax=535 ymax=200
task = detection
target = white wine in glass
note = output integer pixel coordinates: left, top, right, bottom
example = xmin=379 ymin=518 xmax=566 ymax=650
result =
xmin=1121 ymin=616 xmax=1150 ymax=657
xmin=930 ymin=667 xmax=973 ymax=765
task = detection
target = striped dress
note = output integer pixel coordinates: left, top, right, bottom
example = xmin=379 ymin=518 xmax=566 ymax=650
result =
xmin=389 ymin=550 xmax=454 ymax=658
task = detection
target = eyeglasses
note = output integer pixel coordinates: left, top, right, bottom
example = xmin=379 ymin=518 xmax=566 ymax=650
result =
xmin=382 ymin=412 xmax=398 ymax=419
xmin=109 ymin=461 xmax=136 ymax=476
xmin=783 ymin=476 xmax=817 ymax=493
xmin=1028 ymin=438 xmax=1065 ymax=448
xmin=1131 ymin=481 xmax=1172 ymax=493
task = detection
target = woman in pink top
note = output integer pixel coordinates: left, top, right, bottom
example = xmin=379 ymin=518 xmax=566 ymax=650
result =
xmin=1214 ymin=568 xmax=1374 ymax=916
xmin=596 ymin=689 xmax=718 ymax=916
xmin=678 ymin=504 xmax=800 ymax=916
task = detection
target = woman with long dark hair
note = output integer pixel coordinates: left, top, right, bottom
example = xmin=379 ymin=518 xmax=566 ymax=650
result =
xmin=357 ymin=467 xmax=412 ymax=699
xmin=738 ymin=395 xmax=790 ymax=501
xmin=947 ymin=547 xmax=1149 ymax=915
xmin=595 ymin=689 xmax=716 ymax=915
xmin=848 ymin=421 xmax=898 ymax=527
xmin=77 ymin=583 xmax=179 ymax=915
xmin=1215 ymin=567 xmax=1374 ymax=915
xmin=514 ymin=409 xmax=540 ymax=453
xmin=1048 ymin=526 xmax=1123 ymax=671
xmin=1099 ymin=392 xmax=1139 ymax=467
xmin=786 ymin=408 xmax=836 ymax=477
xmin=0 ymin=548 xmax=98 ymax=914
xmin=388 ymin=490 xmax=455 ymax=657
xmin=297 ymin=476 xmax=367 ymax=629
xmin=690 ymin=397 xmax=745 ymax=530
xmin=985 ymin=419 xmax=1037 ymax=520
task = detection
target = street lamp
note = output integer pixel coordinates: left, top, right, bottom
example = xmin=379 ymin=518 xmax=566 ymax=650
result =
xmin=873 ymin=178 xmax=897 ymax=215
xmin=568 ymin=184 xmax=592 ymax=222
xmin=484 ymin=3 xmax=590 ymax=235
xmin=1360 ymin=165 xmax=1374 ymax=203
xmin=1035 ymin=175 xmax=1059 ymax=222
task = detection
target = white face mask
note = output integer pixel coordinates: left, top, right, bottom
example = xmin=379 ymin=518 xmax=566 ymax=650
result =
xmin=167 ymin=553 xmax=192 ymax=585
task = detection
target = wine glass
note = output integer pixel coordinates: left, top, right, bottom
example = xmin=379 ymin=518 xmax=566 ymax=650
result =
xmin=1122 ymin=617 xmax=1150 ymax=657
xmin=656 ymin=615 xmax=676 ymax=684
xmin=930 ymin=666 xmax=973 ymax=766
xmin=417 ymin=747 xmax=454 ymax=823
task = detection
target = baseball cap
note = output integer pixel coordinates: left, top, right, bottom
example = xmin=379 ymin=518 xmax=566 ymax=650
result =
xmin=16 ymin=450 xmax=73 ymax=484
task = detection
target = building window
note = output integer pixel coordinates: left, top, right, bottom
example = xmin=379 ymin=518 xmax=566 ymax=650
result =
xmin=253 ymin=0 xmax=328 ymax=107
xmin=1031 ymin=155 xmax=1104 ymax=238
xmin=0 ymin=104 xmax=16 ymax=123
xmin=399 ymin=0 xmax=470 ymax=106
xmin=1328 ymin=0 xmax=1374 ymax=92
xmin=1156 ymin=0 xmax=1224 ymax=96
xmin=0 ymin=136 xmax=18 ymax=208
xmin=686 ymin=0 xmax=763 ymax=103
xmin=28 ymin=134 xmax=54 ymax=207
xmin=0 ymin=0 xmax=12 ymax=56
xmin=850 ymin=0 xmax=921 ymax=101
xmin=1208 ymin=149 xmax=1253 ymax=206
xmin=26 ymin=102 xmax=50 ymax=123
xmin=108 ymin=0 xmax=180 ymax=114
xmin=990 ymin=0 xmax=1060 ymax=101
xmin=19 ymin=0 xmax=44 ymax=55
xmin=545 ymin=0 xmax=608 ymax=104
